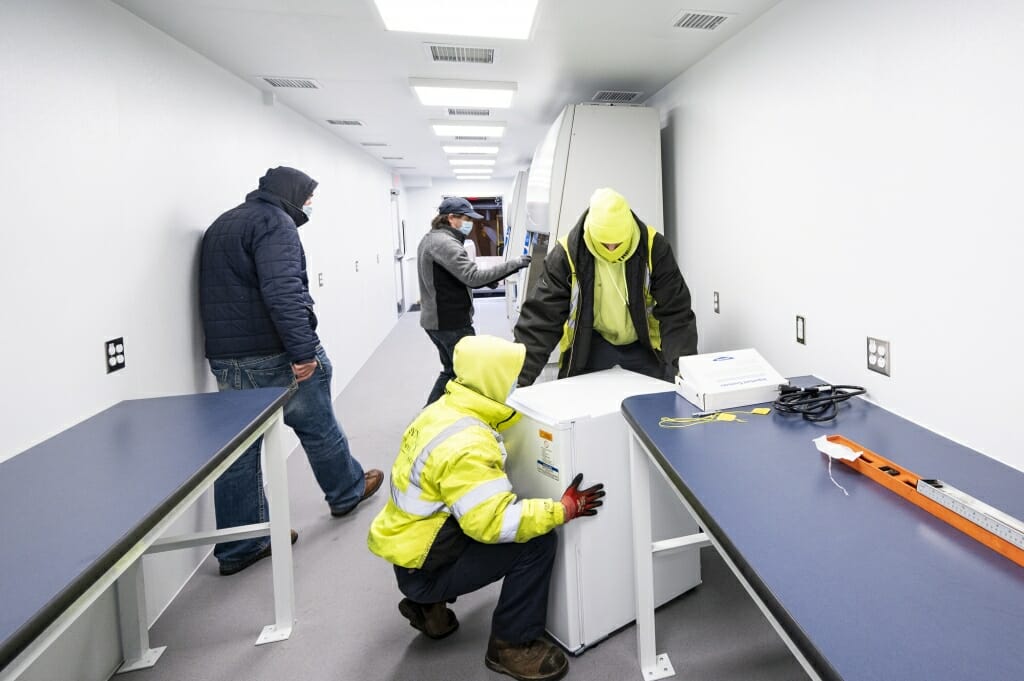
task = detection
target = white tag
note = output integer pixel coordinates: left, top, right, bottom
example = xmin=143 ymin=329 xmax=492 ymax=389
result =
xmin=813 ymin=436 xmax=860 ymax=496
xmin=813 ymin=435 xmax=862 ymax=461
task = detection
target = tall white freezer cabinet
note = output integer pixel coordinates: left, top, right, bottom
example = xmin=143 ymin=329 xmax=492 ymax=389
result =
xmin=503 ymin=368 xmax=701 ymax=653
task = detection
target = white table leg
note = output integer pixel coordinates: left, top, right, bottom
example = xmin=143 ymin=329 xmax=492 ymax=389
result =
xmin=114 ymin=561 xmax=166 ymax=673
xmin=256 ymin=413 xmax=295 ymax=645
xmin=630 ymin=434 xmax=675 ymax=680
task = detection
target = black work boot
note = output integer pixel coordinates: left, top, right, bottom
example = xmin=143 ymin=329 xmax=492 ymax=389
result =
xmin=484 ymin=637 xmax=568 ymax=681
xmin=398 ymin=598 xmax=459 ymax=639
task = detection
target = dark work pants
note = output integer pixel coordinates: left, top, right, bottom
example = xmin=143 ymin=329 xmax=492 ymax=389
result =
xmin=394 ymin=531 xmax=558 ymax=644
xmin=425 ymin=325 xmax=475 ymax=405
xmin=582 ymin=331 xmax=673 ymax=381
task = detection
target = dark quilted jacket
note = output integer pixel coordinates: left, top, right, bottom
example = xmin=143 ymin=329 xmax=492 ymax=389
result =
xmin=199 ymin=167 xmax=320 ymax=363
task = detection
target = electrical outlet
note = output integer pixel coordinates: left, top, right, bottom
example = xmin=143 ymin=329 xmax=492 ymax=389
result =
xmin=318 ymin=272 xmax=324 ymax=288
xmin=713 ymin=291 xmax=720 ymax=314
xmin=355 ymin=260 xmax=359 ymax=272
xmin=105 ymin=337 xmax=126 ymax=374
xmin=796 ymin=316 xmax=806 ymax=344
xmin=867 ymin=337 xmax=890 ymax=376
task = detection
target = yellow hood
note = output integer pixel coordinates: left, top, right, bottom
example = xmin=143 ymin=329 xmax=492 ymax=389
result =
xmin=453 ymin=335 xmax=526 ymax=404
xmin=583 ymin=188 xmax=639 ymax=262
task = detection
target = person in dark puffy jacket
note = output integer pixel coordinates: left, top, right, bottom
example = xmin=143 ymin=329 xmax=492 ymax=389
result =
xmin=199 ymin=166 xmax=383 ymax=576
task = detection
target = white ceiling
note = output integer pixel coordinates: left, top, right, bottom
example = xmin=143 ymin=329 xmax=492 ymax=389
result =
xmin=112 ymin=0 xmax=782 ymax=182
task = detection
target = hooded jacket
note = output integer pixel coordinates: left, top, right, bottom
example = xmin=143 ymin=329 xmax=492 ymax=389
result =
xmin=199 ymin=167 xmax=320 ymax=362
xmin=367 ymin=335 xmax=565 ymax=570
xmin=513 ymin=208 xmax=698 ymax=386
xmin=417 ymin=224 xmax=527 ymax=331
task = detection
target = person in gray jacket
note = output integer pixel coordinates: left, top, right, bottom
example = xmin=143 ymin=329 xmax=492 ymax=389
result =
xmin=418 ymin=196 xmax=531 ymax=405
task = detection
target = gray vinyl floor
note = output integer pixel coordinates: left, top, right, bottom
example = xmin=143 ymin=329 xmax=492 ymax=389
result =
xmin=132 ymin=298 xmax=808 ymax=681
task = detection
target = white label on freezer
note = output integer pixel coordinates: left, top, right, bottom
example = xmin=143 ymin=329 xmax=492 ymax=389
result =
xmin=536 ymin=437 xmax=560 ymax=481
xmin=536 ymin=460 xmax=559 ymax=480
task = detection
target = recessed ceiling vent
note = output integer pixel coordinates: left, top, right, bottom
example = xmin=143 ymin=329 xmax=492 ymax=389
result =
xmin=426 ymin=43 xmax=496 ymax=64
xmin=592 ymin=90 xmax=642 ymax=103
xmin=261 ymin=76 xmax=321 ymax=89
xmin=360 ymin=142 xmax=388 ymax=147
xmin=393 ymin=166 xmax=416 ymax=170
xmin=672 ymin=11 xmax=733 ymax=31
xmin=455 ymin=135 xmax=489 ymax=141
xmin=327 ymin=119 xmax=364 ymax=126
xmin=448 ymin=107 xmax=491 ymax=117
xmin=382 ymin=156 xmax=404 ymax=160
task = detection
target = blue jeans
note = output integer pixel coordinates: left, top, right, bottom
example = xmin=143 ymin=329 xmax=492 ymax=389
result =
xmin=425 ymin=326 xmax=475 ymax=405
xmin=209 ymin=345 xmax=365 ymax=570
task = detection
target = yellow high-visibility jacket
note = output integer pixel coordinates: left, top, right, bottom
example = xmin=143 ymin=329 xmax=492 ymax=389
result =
xmin=367 ymin=335 xmax=565 ymax=570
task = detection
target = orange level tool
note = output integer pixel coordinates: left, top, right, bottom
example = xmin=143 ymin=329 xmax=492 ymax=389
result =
xmin=826 ymin=434 xmax=1024 ymax=569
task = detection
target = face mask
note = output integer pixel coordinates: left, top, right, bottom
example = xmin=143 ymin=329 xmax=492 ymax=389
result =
xmin=459 ymin=220 xmax=473 ymax=235
xmin=301 ymin=204 xmax=313 ymax=218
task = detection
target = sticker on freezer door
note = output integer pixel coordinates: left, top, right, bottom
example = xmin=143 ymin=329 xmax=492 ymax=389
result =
xmin=536 ymin=431 xmax=560 ymax=481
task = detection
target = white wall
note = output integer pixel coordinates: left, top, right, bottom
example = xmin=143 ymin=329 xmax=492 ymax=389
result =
xmin=0 ymin=0 xmax=399 ymax=678
xmin=650 ymin=0 xmax=1024 ymax=471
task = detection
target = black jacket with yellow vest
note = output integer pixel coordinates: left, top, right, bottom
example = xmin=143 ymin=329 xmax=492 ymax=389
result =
xmin=513 ymin=209 xmax=697 ymax=386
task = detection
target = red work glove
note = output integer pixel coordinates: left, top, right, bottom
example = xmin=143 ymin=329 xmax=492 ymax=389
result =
xmin=560 ymin=473 xmax=605 ymax=521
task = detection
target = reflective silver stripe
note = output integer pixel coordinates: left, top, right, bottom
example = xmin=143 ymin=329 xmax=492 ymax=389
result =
xmin=393 ymin=486 xmax=447 ymax=517
xmin=392 ymin=416 xmax=486 ymax=518
xmin=451 ymin=477 xmax=513 ymax=519
xmin=567 ymin=278 xmax=579 ymax=332
xmin=498 ymin=502 xmax=524 ymax=543
xmin=410 ymin=417 xmax=483 ymax=485
xmin=644 ymin=265 xmax=653 ymax=315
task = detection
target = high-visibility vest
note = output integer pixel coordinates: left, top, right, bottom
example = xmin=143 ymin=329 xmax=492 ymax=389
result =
xmin=557 ymin=226 xmax=662 ymax=363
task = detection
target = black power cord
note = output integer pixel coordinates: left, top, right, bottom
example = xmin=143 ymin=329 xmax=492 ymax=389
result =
xmin=773 ymin=383 xmax=866 ymax=422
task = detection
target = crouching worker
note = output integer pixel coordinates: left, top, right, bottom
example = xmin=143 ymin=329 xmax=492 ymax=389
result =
xmin=367 ymin=335 xmax=605 ymax=681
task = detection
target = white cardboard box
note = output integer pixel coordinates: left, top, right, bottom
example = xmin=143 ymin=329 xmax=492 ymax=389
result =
xmin=675 ymin=348 xmax=787 ymax=411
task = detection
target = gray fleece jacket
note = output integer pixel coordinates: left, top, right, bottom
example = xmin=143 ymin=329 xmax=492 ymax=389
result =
xmin=417 ymin=225 xmax=527 ymax=330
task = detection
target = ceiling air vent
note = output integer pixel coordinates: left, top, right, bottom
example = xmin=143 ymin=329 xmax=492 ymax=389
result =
xmin=672 ymin=11 xmax=733 ymax=31
xmin=455 ymin=135 xmax=489 ymax=141
xmin=382 ymin=156 xmax=404 ymax=160
xmin=360 ymin=142 xmax=388 ymax=147
xmin=327 ymin=119 xmax=364 ymax=126
xmin=592 ymin=90 xmax=642 ymax=103
xmin=448 ymin=108 xmax=491 ymax=117
xmin=261 ymin=76 xmax=321 ymax=89
xmin=426 ymin=43 xmax=496 ymax=64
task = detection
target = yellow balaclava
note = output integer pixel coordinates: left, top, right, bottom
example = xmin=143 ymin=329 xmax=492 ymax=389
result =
xmin=583 ymin=188 xmax=638 ymax=263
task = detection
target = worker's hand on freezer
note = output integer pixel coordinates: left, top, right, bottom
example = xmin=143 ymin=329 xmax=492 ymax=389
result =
xmin=560 ymin=473 xmax=605 ymax=521
xmin=515 ymin=254 xmax=532 ymax=270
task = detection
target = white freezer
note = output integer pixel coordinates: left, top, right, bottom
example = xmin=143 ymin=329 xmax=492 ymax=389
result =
xmin=503 ymin=368 xmax=701 ymax=653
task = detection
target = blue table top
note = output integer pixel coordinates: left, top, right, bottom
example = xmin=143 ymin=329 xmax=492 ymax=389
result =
xmin=622 ymin=378 xmax=1024 ymax=681
xmin=0 ymin=388 xmax=289 ymax=670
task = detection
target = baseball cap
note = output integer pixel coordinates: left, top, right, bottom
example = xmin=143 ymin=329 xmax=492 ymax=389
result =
xmin=438 ymin=196 xmax=484 ymax=219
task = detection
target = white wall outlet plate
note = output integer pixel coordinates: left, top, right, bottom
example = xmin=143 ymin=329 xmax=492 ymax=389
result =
xmin=867 ymin=337 xmax=890 ymax=376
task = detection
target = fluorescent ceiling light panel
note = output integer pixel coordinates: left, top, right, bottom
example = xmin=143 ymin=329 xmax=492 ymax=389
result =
xmin=450 ymin=159 xmax=496 ymax=166
xmin=443 ymin=145 xmax=499 ymax=155
xmin=374 ymin=0 xmax=538 ymax=40
xmin=456 ymin=176 xmax=493 ymax=180
xmin=432 ymin=122 xmax=505 ymax=138
xmin=411 ymin=79 xmax=516 ymax=108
